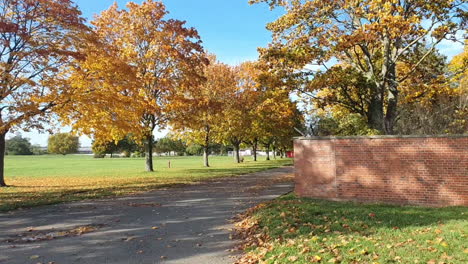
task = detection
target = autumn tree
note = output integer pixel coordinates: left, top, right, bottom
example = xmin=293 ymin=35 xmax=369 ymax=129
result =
xmin=255 ymin=89 xmax=302 ymax=160
xmin=220 ymin=97 xmax=250 ymax=163
xmin=170 ymin=56 xmax=236 ymax=167
xmin=271 ymin=106 xmax=303 ymax=157
xmin=311 ymin=47 xmax=467 ymax=135
xmin=92 ymin=140 xmax=118 ymax=158
xmin=66 ymin=0 xmax=207 ymax=171
xmin=235 ymin=62 xmax=264 ymax=161
xmin=223 ymin=61 xmax=302 ymax=162
xmin=0 ymin=0 xmax=87 ymax=186
xmin=446 ymin=41 xmax=468 ymax=133
xmin=396 ymin=47 xmax=467 ymax=134
xmin=220 ymin=62 xmax=263 ymax=163
xmin=48 ymin=133 xmax=79 ymax=155
xmin=92 ymin=136 xmax=139 ymax=158
xmin=251 ymin=0 xmax=466 ymax=134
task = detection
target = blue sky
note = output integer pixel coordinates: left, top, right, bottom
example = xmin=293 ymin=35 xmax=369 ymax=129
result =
xmin=75 ymin=0 xmax=284 ymax=65
xmin=10 ymin=0 xmax=464 ymax=146
xmin=13 ymin=0 xmax=283 ymax=146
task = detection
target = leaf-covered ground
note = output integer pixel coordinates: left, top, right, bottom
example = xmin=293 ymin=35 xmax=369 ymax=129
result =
xmin=234 ymin=194 xmax=468 ymax=264
xmin=1 ymin=155 xmax=292 ymax=212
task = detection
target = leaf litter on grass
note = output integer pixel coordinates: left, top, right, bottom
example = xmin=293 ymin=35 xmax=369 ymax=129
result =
xmin=233 ymin=194 xmax=468 ymax=264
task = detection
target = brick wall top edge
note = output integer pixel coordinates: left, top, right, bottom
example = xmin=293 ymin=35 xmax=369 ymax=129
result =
xmin=295 ymin=134 xmax=468 ymax=141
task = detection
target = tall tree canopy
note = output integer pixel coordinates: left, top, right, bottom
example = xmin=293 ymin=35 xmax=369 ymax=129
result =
xmin=0 ymin=0 xmax=88 ymax=186
xmin=170 ymin=56 xmax=236 ymax=167
xmin=65 ymin=0 xmax=207 ymax=171
xmin=251 ymin=0 xmax=466 ymax=134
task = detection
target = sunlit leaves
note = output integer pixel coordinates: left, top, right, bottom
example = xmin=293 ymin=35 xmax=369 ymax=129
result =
xmin=65 ymin=0 xmax=207 ymax=147
xmin=0 ymin=0 xmax=88 ymax=134
xmin=169 ymin=55 xmax=236 ymax=165
xmin=251 ymin=0 xmax=466 ymax=134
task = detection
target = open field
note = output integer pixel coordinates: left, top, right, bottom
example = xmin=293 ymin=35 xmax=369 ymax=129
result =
xmin=0 ymin=155 xmax=292 ymax=212
xmin=235 ymin=194 xmax=468 ymax=264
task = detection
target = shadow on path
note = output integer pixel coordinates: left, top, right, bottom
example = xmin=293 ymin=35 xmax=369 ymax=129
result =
xmin=0 ymin=167 xmax=294 ymax=264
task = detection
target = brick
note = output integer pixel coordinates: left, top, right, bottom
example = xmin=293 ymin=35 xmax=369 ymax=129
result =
xmin=294 ymin=136 xmax=468 ymax=207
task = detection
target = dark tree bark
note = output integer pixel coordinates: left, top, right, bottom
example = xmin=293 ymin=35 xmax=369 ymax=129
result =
xmin=272 ymin=145 xmax=277 ymax=160
xmin=265 ymin=143 xmax=270 ymax=161
xmin=232 ymin=139 xmax=241 ymax=163
xmin=145 ymin=134 xmax=154 ymax=172
xmin=252 ymin=138 xmax=258 ymax=162
xmin=384 ymin=64 xmax=399 ymax=135
xmin=0 ymin=131 xmax=6 ymax=187
xmin=367 ymin=92 xmax=385 ymax=133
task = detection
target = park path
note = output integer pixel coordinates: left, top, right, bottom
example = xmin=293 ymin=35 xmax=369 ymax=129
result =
xmin=0 ymin=166 xmax=294 ymax=264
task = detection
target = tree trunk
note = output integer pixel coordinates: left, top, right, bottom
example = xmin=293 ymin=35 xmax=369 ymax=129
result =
xmin=385 ymin=93 xmax=398 ymax=134
xmin=203 ymin=145 xmax=209 ymax=167
xmin=145 ymin=134 xmax=154 ymax=172
xmin=252 ymin=139 xmax=258 ymax=162
xmin=0 ymin=132 xmax=6 ymax=187
xmin=384 ymin=65 xmax=399 ymax=135
xmin=367 ymin=93 xmax=385 ymax=133
xmin=203 ymin=127 xmax=210 ymax=167
xmin=272 ymin=146 xmax=277 ymax=160
xmin=233 ymin=142 xmax=241 ymax=163
xmin=265 ymin=143 xmax=270 ymax=161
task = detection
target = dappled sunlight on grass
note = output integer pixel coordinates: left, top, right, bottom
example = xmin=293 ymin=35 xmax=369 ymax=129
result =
xmin=235 ymin=194 xmax=468 ymax=264
xmin=1 ymin=155 xmax=292 ymax=211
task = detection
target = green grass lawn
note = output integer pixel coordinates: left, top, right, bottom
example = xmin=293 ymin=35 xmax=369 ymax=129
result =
xmin=235 ymin=194 xmax=468 ymax=264
xmin=0 ymin=155 xmax=292 ymax=212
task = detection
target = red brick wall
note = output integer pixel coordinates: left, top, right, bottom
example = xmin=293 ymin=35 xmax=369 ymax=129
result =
xmin=294 ymin=136 xmax=468 ymax=207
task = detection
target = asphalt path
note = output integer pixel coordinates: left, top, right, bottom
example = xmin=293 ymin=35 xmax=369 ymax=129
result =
xmin=0 ymin=166 xmax=294 ymax=264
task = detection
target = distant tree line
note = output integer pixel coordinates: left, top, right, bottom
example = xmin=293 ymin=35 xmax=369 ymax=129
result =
xmin=91 ymin=135 xmax=279 ymax=159
xmin=5 ymin=133 xmax=79 ymax=156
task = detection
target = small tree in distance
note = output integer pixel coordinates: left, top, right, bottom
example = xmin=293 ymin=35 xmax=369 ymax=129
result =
xmin=48 ymin=133 xmax=80 ymax=155
xmin=5 ymin=135 xmax=33 ymax=155
xmin=92 ymin=136 xmax=141 ymax=158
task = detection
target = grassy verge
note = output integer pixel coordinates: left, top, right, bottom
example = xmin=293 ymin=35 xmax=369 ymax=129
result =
xmin=1 ymin=155 xmax=292 ymax=212
xmin=235 ymin=194 xmax=468 ymax=264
